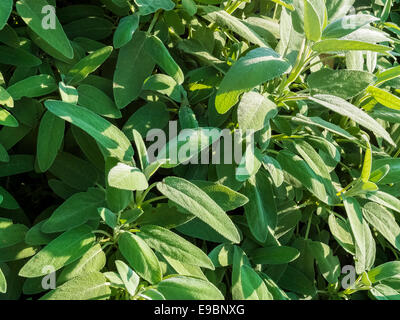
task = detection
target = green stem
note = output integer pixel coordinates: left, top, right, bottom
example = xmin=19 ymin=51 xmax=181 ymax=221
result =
xmin=304 ymin=213 xmax=313 ymax=240
xmin=272 ymin=3 xmax=279 ymax=20
xmin=278 ymin=39 xmax=310 ymax=93
xmin=225 ymin=0 xmax=245 ymax=14
xmin=277 ymin=95 xmax=309 ymax=103
xmin=136 ymin=182 xmax=159 ymax=206
xmin=301 ymin=54 xmax=343 ymax=73
xmin=147 ymin=10 xmax=160 ymax=34
xmin=92 ymin=230 xmax=113 ymax=239
xmin=142 ymin=196 xmax=168 ymax=206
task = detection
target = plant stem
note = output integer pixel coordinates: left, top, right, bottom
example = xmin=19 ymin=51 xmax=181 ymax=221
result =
xmin=142 ymin=196 xmax=168 ymax=206
xmin=136 ymin=182 xmax=159 ymax=206
xmin=147 ymin=10 xmax=160 ymax=34
xmin=304 ymin=213 xmax=313 ymax=240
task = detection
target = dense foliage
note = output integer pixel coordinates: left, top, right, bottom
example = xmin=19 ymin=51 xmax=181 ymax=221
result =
xmin=1 ymin=0 xmax=400 ymax=300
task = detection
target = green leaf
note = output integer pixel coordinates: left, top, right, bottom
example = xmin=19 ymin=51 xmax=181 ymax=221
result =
xmin=0 ymin=267 xmax=6 ymax=293
xmin=269 ymin=0 xmax=294 ymax=10
xmin=49 ymin=152 xmax=98 ymax=191
xmin=242 ymin=170 xmax=277 ymax=242
xmin=44 ymin=100 xmax=134 ymax=162
xmin=0 ymin=0 xmax=12 ymax=30
xmin=191 ymin=180 xmax=249 ymax=212
xmin=344 ymin=180 xmax=378 ymax=197
xmin=0 ymin=223 xmax=28 ymax=249
xmin=291 ymin=114 xmax=357 ymax=141
xmin=258 ymin=272 xmax=289 ymax=300
xmin=155 ymin=276 xmax=224 ymax=300
xmin=59 ymin=81 xmax=78 ymax=104
xmin=370 ymin=284 xmax=400 ymax=300
xmin=360 ymin=136 xmax=372 ymax=183
xmin=138 ymin=224 xmax=215 ymax=270
xmin=0 ymin=154 xmax=34 ymax=177
xmin=57 ymin=244 xmax=106 ymax=284
xmin=231 ymin=246 xmax=251 ymax=300
xmin=161 ymin=255 xmax=207 ymax=280
xmin=16 ymin=0 xmax=74 ymax=59
xmin=326 ymin=0 xmax=355 ymax=22
xmin=144 ymin=74 xmax=185 ymax=102
xmin=145 ymin=35 xmax=184 ymax=85
xmin=0 ymin=242 xmax=38 ymax=263
xmin=261 ymin=155 xmax=284 ymax=187
xmin=362 ymin=202 xmax=400 ymax=251
xmin=0 ymin=186 xmax=19 ymax=210
xmin=308 ymin=69 xmax=376 ymax=99
xmin=40 ymin=271 xmax=110 ymax=300
xmin=122 ymin=101 xmax=169 ymax=139
xmin=37 ymin=111 xmax=65 ymax=172
xmin=371 ymin=158 xmax=400 ymax=184
xmin=179 ymin=106 xmax=198 ymax=129
xmin=364 ymin=190 xmax=400 ymax=214
xmin=0 ymin=144 xmax=9 ymax=163
xmin=42 ymin=188 xmax=105 ymax=233
xmin=278 ymin=265 xmax=317 ymax=297
xmin=140 ymin=289 xmax=165 ymax=300
xmin=287 ymin=139 xmax=337 ymax=202
xmin=115 ymin=260 xmax=139 ymax=296
xmin=208 ymin=243 xmax=234 ymax=267
xmin=198 ymin=5 xmax=267 ymax=48
xmin=135 ymin=0 xmax=175 ymax=15
xmin=98 ymin=207 xmax=118 ymax=229
xmin=19 ymin=224 xmax=96 ymax=278
xmin=309 ymin=94 xmax=395 ymax=146
xmin=364 ymin=261 xmax=400 ymax=284
xmin=66 ymin=46 xmax=113 ymax=85
xmin=7 ymin=75 xmax=57 ymax=100
xmin=118 ymin=231 xmax=162 ymax=284
xmin=215 ymin=47 xmax=290 ymax=114
xmin=277 ymin=150 xmax=330 ymax=204
xmin=376 ymin=65 xmax=400 ymax=86
xmin=312 ymin=39 xmax=391 ymax=53
xmin=156 ymin=127 xmax=221 ymax=168
xmin=304 ymin=0 xmax=323 ymax=41
xmin=176 ymin=218 xmax=230 ymax=243
xmin=113 ymin=14 xmax=140 ymax=49
xmin=0 ymin=45 xmax=41 ymax=67
xmin=235 ymin=144 xmax=262 ymax=182
xmin=239 ymin=265 xmax=273 ymax=300
xmin=77 ymin=84 xmax=121 ymax=119
xmin=183 ymin=0 xmax=197 ymax=16
xmin=328 ymin=214 xmax=355 ymax=254
xmin=322 ymin=14 xmax=379 ymax=39
xmin=105 ymin=157 xmax=133 ymax=213
xmin=0 ymin=108 xmax=18 ymax=127
xmin=309 ymin=241 xmax=340 ymax=284
xmin=132 ymin=129 xmax=149 ymax=171
xmin=114 ymin=31 xmax=155 ymax=109
xmin=25 ymin=220 xmax=57 ymax=246
xmin=157 ymin=177 xmax=241 ymax=243
xmin=108 ymin=162 xmax=148 ymax=191
xmin=343 ymin=196 xmax=375 ymax=274
xmin=64 ymin=17 xmax=114 ymax=41
xmin=0 ymin=86 xmax=13 ymax=108
xmin=367 ymin=86 xmax=400 ymax=111
xmin=237 ymin=92 xmax=277 ymax=132
xmin=381 ymin=0 xmax=392 ymax=21
xmin=251 ymin=246 xmax=300 ymax=265
xmin=164 ymin=11 xmax=185 ymax=35
xmin=103 ymin=271 xmax=124 ymax=288
xmin=136 ymin=203 xmax=192 ymax=229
